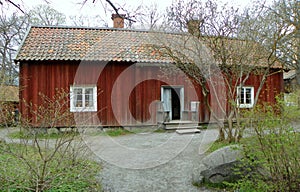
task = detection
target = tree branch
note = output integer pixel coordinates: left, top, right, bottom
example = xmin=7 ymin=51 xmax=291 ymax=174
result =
xmin=2 ymin=0 xmax=25 ymax=13
xmin=105 ymin=0 xmax=136 ymax=22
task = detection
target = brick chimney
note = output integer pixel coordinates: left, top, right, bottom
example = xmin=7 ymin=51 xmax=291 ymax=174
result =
xmin=187 ymin=19 xmax=202 ymax=37
xmin=111 ymin=14 xmax=125 ymax=28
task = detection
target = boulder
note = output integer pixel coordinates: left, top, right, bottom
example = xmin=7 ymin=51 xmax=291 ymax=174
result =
xmin=201 ymin=145 xmax=243 ymax=168
xmin=193 ymin=145 xmax=273 ymax=187
xmin=192 ymin=164 xmax=208 ymax=186
xmin=200 ymin=160 xmax=243 ymax=184
xmin=193 ymin=145 xmax=243 ymax=185
xmin=47 ymin=128 xmax=60 ymax=134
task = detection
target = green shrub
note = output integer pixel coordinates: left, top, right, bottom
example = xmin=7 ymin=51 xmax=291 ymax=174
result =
xmin=232 ymin=103 xmax=300 ymax=192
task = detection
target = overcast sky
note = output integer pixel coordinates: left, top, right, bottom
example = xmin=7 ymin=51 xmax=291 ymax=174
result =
xmin=22 ymin=0 xmax=254 ymax=14
xmin=5 ymin=0 xmax=263 ymax=27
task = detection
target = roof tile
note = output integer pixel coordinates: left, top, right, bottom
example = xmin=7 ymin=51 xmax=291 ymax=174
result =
xmin=15 ymin=26 xmax=282 ymax=69
xmin=15 ymin=26 xmax=179 ymax=63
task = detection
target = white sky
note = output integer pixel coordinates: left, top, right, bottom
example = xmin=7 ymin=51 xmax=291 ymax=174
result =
xmin=5 ymin=0 xmax=262 ymax=27
xmin=22 ymin=0 xmax=254 ymax=14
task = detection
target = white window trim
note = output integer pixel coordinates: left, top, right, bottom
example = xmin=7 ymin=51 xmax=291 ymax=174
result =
xmin=237 ymin=86 xmax=254 ymax=108
xmin=70 ymin=85 xmax=97 ymax=112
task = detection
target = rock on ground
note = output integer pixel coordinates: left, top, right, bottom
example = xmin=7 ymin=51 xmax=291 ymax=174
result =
xmin=192 ymin=145 xmax=243 ymax=185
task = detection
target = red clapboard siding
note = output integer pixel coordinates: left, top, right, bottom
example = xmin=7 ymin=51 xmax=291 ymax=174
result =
xmin=242 ymin=70 xmax=283 ymax=105
xmin=19 ymin=60 xmax=283 ymax=127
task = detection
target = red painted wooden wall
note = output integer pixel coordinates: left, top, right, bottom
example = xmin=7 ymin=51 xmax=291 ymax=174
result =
xmin=19 ymin=60 xmax=283 ymax=127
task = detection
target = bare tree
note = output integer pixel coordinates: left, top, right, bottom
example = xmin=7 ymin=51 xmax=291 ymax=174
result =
xmin=0 ymin=0 xmax=25 ymax=13
xmin=0 ymin=7 xmax=29 ymax=85
xmin=28 ymin=4 xmax=66 ymax=26
xmin=80 ymin=0 xmax=162 ymax=29
xmin=238 ymin=0 xmax=294 ymax=106
xmin=126 ymin=3 xmax=162 ymax=30
xmin=267 ymin=0 xmax=300 ymax=86
xmin=0 ymin=3 xmax=68 ymax=86
xmin=0 ymin=90 xmax=101 ymax=191
xmin=143 ymin=4 xmax=162 ymax=30
xmin=79 ymin=0 xmax=137 ymax=27
xmin=69 ymin=14 xmax=108 ymax=27
xmin=158 ymin=0 xmax=284 ymax=142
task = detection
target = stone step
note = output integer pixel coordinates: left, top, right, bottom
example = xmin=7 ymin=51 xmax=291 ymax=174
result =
xmin=163 ymin=120 xmax=201 ymax=130
xmin=176 ymin=129 xmax=201 ymax=134
xmin=164 ymin=120 xmax=196 ymax=124
xmin=165 ymin=125 xmax=202 ymax=130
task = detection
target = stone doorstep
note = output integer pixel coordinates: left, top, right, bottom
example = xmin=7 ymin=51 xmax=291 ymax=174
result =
xmin=176 ymin=129 xmax=201 ymax=134
xmin=165 ymin=125 xmax=202 ymax=130
xmin=163 ymin=120 xmax=201 ymax=130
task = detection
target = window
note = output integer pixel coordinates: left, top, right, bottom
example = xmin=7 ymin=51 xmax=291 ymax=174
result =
xmin=237 ymin=86 xmax=254 ymax=108
xmin=70 ymin=86 xmax=97 ymax=112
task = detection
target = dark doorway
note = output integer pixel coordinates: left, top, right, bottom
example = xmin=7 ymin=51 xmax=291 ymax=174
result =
xmin=161 ymin=86 xmax=183 ymax=121
xmin=171 ymin=88 xmax=181 ymax=120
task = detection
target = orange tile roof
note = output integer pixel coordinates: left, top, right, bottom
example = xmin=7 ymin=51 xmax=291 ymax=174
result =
xmin=15 ymin=26 xmax=283 ymax=69
xmin=15 ymin=26 xmax=174 ymax=63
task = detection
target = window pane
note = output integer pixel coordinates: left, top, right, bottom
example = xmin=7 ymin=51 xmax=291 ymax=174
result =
xmin=85 ymin=88 xmax=94 ymax=107
xmin=73 ymin=88 xmax=83 ymax=107
xmin=74 ymin=88 xmax=82 ymax=95
xmin=85 ymin=88 xmax=93 ymax=95
xmin=85 ymin=94 xmax=93 ymax=107
xmin=75 ymin=100 xmax=83 ymax=107
xmin=75 ymin=95 xmax=83 ymax=107
xmin=240 ymin=89 xmax=245 ymax=104
xmin=245 ymin=89 xmax=251 ymax=104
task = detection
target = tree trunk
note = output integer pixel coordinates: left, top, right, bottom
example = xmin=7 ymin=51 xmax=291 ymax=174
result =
xmin=298 ymin=95 xmax=300 ymax=110
xmin=227 ymin=117 xmax=234 ymax=143
xmin=296 ymin=68 xmax=300 ymax=109
xmin=296 ymin=68 xmax=300 ymax=85
xmin=234 ymin=111 xmax=243 ymax=142
xmin=218 ymin=127 xmax=225 ymax=141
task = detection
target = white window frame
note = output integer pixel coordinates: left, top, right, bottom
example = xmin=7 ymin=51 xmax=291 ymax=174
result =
xmin=237 ymin=86 xmax=254 ymax=108
xmin=70 ymin=85 xmax=97 ymax=112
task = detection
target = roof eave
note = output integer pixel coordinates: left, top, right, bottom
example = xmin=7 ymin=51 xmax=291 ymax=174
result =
xmin=14 ymin=25 xmax=33 ymax=63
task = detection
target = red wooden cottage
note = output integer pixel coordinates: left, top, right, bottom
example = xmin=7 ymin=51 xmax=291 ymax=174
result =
xmin=15 ymin=16 xmax=283 ymax=128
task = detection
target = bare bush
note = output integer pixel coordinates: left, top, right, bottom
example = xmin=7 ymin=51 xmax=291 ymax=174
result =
xmin=0 ymin=89 xmax=101 ymax=191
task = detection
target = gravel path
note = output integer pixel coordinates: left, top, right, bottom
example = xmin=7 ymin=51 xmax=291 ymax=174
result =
xmin=2 ymin=123 xmax=300 ymax=192
xmin=0 ymin=127 xmax=220 ymax=192
xmin=83 ymin=129 xmax=220 ymax=192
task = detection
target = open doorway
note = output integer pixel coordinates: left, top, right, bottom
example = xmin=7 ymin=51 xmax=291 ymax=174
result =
xmin=161 ymin=86 xmax=184 ymax=120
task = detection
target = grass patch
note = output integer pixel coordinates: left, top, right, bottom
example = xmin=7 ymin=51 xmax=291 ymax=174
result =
xmin=207 ymin=131 xmax=299 ymax=155
xmin=199 ymin=124 xmax=208 ymax=129
xmin=207 ymin=140 xmax=238 ymax=153
xmin=153 ymin=128 xmax=167 ymax=133
xmin=103 ymin=128 xmax=132 ymax=137
xmin=207 ymin=136 xmax=256 ymax=153
xmin=8 ymin=130 xmax=79 ymax=139
xmin=0 ymin=142 xmax=101 ymax=191
xmin=101 ymin=127 xmax=166 ymax=136
xmin=193 ymin=180 xmax=228 ymax=190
